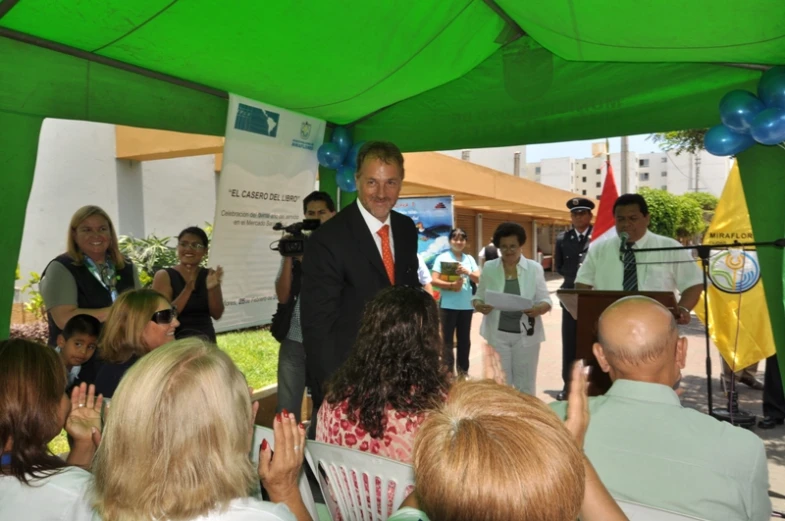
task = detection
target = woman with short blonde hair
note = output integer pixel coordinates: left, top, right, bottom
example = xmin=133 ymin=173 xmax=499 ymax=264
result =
xmin=94 ymin=289 xmax=179 ymax=398
xmin=413 ymin=380 xmax=585 ymax=521
xmin=388 ymin=365 xmax=628 ymax=521
xmin=92 ymin=338 xmax=309 ymax=521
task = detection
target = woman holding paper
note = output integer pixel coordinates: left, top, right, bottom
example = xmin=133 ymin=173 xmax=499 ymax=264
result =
xmin=472 ymin=222 xmax=552 ymax=394
xmin=431 ymin=228 xmax=480 ymax=375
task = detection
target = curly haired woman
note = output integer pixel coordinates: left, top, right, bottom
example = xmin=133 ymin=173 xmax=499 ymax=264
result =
xmin=316 ymin=286 xmax=450 ymax=463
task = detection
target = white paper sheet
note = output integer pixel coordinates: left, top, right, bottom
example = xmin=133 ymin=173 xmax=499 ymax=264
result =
xmin=485 ymin=290 xmax=533 ymax=312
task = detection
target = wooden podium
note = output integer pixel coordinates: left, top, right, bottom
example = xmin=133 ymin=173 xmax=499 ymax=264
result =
xmin=557 ymin=290 xmax=678 ymax=395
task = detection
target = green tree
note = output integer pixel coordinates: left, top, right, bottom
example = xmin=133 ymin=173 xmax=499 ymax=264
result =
xmin=682 ymin=191 xmax=719 ymax=233
xmin=639 ymin=188 xmax=705 ymax=240
xmin=648 ymin=129 xmax=708 ymax=155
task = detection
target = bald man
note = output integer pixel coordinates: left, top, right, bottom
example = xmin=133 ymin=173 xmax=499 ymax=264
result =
xmin=551 ymin=296 xmax=770 ymax=521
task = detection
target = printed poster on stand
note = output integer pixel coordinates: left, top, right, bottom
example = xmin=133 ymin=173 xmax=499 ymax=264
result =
xmin=209 ymin=94 xmax=325 ymax=332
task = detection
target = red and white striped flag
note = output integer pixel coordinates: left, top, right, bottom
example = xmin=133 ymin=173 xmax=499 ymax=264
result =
xmin=591 ymin=160 xmax=620 ymax=246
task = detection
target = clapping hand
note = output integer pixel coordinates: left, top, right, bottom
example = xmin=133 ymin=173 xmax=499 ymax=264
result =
xmin=482 ymin=343 xmax=506 ymax=385
xmin=258 ymin=410 xmax=306 ymax=504
xmin=65 ymin=383 xmax=103 ymax=446
xmin=206 ymin=266 xmax=224 ymax=290
xmin=564 ymin=360 xmax=591 ymax=450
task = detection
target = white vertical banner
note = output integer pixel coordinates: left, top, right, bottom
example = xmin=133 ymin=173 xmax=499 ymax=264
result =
xmin=210 ymin=94 xmax=325 ymax=332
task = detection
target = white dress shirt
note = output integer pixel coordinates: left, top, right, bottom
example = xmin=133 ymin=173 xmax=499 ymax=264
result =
xmin=576 ymin=230 xmax=703 ymax=293
xmin=356 ymin=200 xmax=395 ymax=258
xmin=416 ymin=254 xmax=432 ymax=285
xmin=472 ymin=256 xmax=553 ymax=348
xmin=0 ymin=466 xmax=93 ymax=521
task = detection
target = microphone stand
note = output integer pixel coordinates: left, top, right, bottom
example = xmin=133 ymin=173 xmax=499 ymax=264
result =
xmin=630 ymin=238 xmax=785 ymax=428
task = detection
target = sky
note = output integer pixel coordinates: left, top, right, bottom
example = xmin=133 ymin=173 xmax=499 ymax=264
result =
xmin=525 ymin=134 xmax=660 ymax=162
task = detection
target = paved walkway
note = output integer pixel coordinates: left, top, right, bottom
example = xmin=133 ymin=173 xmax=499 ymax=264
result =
xmin=465 ymin=273 xmax=784 ymax=517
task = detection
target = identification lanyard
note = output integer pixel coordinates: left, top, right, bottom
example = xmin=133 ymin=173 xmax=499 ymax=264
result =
xmin=85 ymin=257 xmax=119 ymax=302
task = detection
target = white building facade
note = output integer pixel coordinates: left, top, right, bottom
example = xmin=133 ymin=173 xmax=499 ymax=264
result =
xmin=444 ymin=144 xmax=729 ymax=200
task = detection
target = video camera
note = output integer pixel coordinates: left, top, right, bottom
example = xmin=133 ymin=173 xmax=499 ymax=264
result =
xmin=272 ymin=219 xmax=321 ymax=257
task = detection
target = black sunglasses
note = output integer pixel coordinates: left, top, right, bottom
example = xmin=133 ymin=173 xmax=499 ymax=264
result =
xmin=524 ymin=316 xmax=535 ymax=336
xmin=151 ymin=308 xmax=177 ymax=325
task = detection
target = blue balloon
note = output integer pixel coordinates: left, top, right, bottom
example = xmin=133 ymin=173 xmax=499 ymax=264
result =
xmin=347 ymin=141 xmax=366 ymax=169
xmin=758 ymin=66 xmax=785 ymax=110
xmin=317 ymin=143 xmax=343 ymax=169
xmin=719 ymin=90 xmax=765 ymax=134
xmin=336 ymin=165 xmax=357 ymax=193
xmin=703 ymin=124 xmax=755 ymax=156
xmin=331 ymin=126 xmax=353 ymax=155
xmin=750 ymin=107 xmax=785 ymax=145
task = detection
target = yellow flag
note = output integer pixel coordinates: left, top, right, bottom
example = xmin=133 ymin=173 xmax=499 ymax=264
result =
xmin=695 ymin=163 xmax=775 ymax=370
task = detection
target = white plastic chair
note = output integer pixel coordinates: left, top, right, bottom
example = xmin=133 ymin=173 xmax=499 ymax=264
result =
xmin=616 ymin=499 xmax=709 ymax=520
xmin=305 ymin=440 xmax=414 ymax=521
xmin=250 ymin=425 xmax=319 ymax=521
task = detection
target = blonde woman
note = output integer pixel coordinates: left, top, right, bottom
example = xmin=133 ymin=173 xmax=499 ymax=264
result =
xmin=94 ymin=289 xmax=179 ymax=398
xmin=41 ymin=205 xmax=141 ymax=382
xmin=388 ymin=364 xmax=628 ymax=521
xmin=92 ymin=338 xmax=310 ymax=521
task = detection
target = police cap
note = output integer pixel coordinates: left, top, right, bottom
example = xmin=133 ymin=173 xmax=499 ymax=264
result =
xmin=566 ymin=197 xmax=595 ymax=212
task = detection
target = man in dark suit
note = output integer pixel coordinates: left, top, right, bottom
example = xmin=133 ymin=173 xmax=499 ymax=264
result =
xmin=301 ymin=141 xmax=420 ymax=431
xmin=553 ymin=197 xmax=594 ymax=401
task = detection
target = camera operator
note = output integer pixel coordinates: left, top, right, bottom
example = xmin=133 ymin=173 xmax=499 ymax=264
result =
xmin=274 ymin=191 xmax=336 ymax=423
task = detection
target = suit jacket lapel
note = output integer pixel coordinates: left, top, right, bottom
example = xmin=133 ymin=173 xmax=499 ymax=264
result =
xmin=347 ymin=202 xmax=389 ymax=282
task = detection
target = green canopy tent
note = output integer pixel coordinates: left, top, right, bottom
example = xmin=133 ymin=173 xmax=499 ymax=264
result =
xmin=1 ymin=1 xmax=784 ymax=370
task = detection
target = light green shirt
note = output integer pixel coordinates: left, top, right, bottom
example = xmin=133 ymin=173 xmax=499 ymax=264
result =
xmin=387 ymin=507 xmax=430 ymax=521
xmin=550 ymin=379 xmax=770 ymax=521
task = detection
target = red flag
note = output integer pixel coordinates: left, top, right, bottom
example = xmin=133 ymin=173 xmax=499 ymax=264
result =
xmin=591 ymin=160 xmax=620 ymax=245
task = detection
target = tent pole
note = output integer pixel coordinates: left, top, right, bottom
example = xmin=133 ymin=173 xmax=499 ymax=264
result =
xmin=0 ymin=112 xmax=44 ymax=338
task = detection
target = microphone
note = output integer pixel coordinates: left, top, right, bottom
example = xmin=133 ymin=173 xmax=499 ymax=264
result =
xmin=619 ymin=232 xmax=629 ymax=254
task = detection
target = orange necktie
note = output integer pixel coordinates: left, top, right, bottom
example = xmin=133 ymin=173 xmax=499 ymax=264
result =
xmin=377 ymin=224 xmax=395 ymax=284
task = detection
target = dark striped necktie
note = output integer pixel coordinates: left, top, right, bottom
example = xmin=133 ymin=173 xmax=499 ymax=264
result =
xmin=622 ymin=243 xmax=638 ymax=292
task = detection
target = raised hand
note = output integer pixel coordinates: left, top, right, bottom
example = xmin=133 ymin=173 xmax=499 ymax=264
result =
xmin=65 ymin=383 xmax=103 ymax=445
xmin=259 ymin=410 xmax=306 ymax=505
xmin=206 ymin=266 xmax=224 ymax=290
xmin=564 ymin=360 xmax=591 ymax=450
xmin=482 ymin=343 xmax=506 ymax=385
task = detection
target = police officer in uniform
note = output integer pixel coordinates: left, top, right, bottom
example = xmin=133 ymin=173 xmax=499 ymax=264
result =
xmin=554 ymin=197 xmax=595 ymax=401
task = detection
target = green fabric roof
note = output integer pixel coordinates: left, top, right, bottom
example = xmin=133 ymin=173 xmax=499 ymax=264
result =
xmin=2 ymin=0 xmax=783 ymax=144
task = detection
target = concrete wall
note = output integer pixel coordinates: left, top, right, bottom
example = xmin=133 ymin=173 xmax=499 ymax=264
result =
xmin=16 ymin=119 xmax=218 ymax=295
xmin=439 ymin=145 xmax=527 ymax=176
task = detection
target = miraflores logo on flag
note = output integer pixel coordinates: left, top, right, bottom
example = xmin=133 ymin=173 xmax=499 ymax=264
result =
xmin=695 ymin=163 xmax=774 ymax=370
xmin=590 ymin=159 xmax=619 ymax=246
xmin=708 ymin=249 xmax=762 ymax=293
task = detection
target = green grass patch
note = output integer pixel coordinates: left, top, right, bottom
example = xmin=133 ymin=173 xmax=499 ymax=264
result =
xmin=217 ymin=328 xmax=281 ymax=390
xmin=47 ymin=329 xmax=281 ymax=454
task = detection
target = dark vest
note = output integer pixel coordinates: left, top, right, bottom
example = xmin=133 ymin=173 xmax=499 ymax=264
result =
xmin=44 ymin=254 xmax=136 ymax=345
xmin=44 ymin=254 xmax=135 ymax=382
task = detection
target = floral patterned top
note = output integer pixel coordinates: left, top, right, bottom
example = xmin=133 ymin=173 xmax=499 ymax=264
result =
xmin=316 ymin=398 xmax=427 ymax=464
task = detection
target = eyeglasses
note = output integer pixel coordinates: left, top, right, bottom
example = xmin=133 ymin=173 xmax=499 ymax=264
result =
xmin=524 ymin=316 xmax=535 ymax=336
xmin=151 ymin=308 xmax=177 ymax=325
xmin=178 ymin=241 xmax=205 ymax=251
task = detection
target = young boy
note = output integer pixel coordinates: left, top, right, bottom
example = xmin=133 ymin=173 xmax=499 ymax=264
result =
xmin=56 ymin=314 xmax=101 ymax=391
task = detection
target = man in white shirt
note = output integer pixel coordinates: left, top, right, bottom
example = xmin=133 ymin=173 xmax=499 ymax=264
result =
xmin=575 ymin=193 xmax=702 ymax=324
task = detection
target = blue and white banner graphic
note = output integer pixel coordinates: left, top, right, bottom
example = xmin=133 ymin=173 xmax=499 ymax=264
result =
xmin=394 ymin=196 xmax=454 ymax=269
xmin=210 ymin=94 xmax=325 ymax=332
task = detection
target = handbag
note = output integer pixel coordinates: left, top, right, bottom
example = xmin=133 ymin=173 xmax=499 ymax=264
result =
xmin=270 ymin=259 xmax=301 ymax=342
